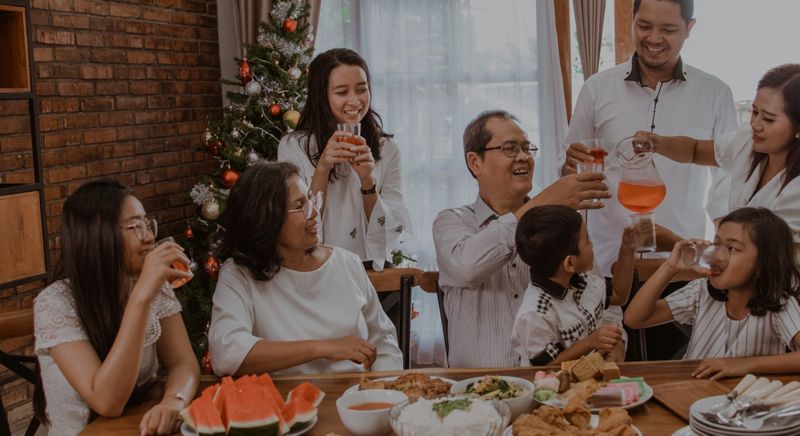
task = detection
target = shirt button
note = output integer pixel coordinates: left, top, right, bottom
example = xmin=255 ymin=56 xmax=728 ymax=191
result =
xmin=512 ymin=263 xmax=517 ymax=268
xmin=514 ymin=294 xmax=519 ymax=299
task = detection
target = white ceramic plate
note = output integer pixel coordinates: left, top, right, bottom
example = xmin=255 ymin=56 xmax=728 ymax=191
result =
xmin=181 ymin=416 xmax=317 ymax=436
xmin=343 ymin=375 xmax=457 ymax=396
xmin=534 ymin=382 xmax=654 ymax=412
xmin=501 ymin=414 xmax=642 ymax=436
xmin=690 ymin=395 xmax=800 ymax=435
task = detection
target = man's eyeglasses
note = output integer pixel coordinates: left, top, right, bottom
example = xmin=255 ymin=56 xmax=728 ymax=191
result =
xmin=120 ymin=215 xmax=158 ymax=241
xmin=288 ymin=191 xmax=324 ymax=219
xmin=480 ymin=141 xmax=538 ymax=158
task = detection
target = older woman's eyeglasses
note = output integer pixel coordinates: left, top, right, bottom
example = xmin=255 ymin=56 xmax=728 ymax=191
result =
xmin=288 ymin=192 xmax=323 ymax=220
xmin=480 ymin=141 xmax=538 ymax=158
xmin=120 ymin=215 xmax=158 ymax=241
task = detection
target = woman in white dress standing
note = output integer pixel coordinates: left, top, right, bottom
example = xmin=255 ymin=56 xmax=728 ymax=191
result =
xmin=278 ymin=48 xmax=411 ymax=270
xmin=636 ymin=64 xmax=800 ymax=244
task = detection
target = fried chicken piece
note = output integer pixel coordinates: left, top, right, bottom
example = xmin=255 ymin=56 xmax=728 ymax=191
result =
xmin=512 ymin=414 xmax=573 ymax=436
xmin=564 ymin=396 xmax=591 ymax=429
xmin=358 ymin=379 xmax=387 ymax=390
xmin=595 ymin=407 xmax=632 ymax=432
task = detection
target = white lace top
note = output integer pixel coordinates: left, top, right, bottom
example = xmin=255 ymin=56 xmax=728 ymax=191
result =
xmin=34 ymin=279 xmax=182 ymax=435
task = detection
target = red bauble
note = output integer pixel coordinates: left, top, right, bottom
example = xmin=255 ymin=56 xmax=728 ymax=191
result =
xmin=221 ymin=168 xmax=239 ymax=188
xmin=282 ymin=18 xmax=298 ymax=33
xmin=238 ymin=58 xmax=252 ymax=85
xmin=205 ymin=256 xmax=220 ymax=279
xmin=268 ymin=103 xmax=282 ymax=118
xmin=200 ymin=350 xmax=213 ymax=375
xmin=208 ymin=139 xmax=223 ymax=156
xmin=183 ymin=225 xmax=193 ymax=239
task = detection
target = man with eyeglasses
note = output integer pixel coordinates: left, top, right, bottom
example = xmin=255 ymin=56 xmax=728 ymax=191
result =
xmin=560 ymin=0 xmax=738 ymax=360
xmin=433 ymin=110 xmax=611 ymax=368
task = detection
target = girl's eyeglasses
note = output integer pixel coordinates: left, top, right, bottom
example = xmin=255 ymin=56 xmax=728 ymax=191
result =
xmin=480 ymin=141 xmax=539 ymax=158
xmin=120 ymin=215 xmax=158 ymax=241
xmin=288 ymin=192 xmax=324 ymax=219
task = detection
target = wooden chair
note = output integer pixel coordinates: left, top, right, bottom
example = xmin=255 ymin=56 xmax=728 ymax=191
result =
xmin=0 ymin=307 xmax=40 ymax=436
xmin=367 ymin=268 xmax=424 ymax=369
xmin=418 ymin=271 xmax=449 ymax=361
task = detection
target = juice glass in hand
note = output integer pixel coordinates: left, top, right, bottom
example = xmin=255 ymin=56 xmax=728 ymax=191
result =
xmin=156 ymin=236 xmax=192 ymax=288
xmin=681 ymin=243 xmax=730 ymax=275
xmin=336 ymin=123 xmax=364 ymax=148
xmin=580 ymin=138 xmax=610 ymax=171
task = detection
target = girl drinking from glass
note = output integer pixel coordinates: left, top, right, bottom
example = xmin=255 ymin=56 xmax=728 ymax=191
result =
xmin=625 ymin=207 xmax=800 ymax=380
xmin=33 ymin=180 xmax=198 ymax=435
xmin=278 ymin=48 xmax=411 ymax=269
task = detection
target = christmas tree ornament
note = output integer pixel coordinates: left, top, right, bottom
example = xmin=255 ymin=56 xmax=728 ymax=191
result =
xmin=238 ymin=58 xmax=252 ymax=85
xmin=282 ymin=110 xmax=301 ymax=129
xmin=221 ymin=168 xmax=240 ymax=188
xmin=207 ymin=139 xmax=223 ymax=156
xmin=269 ymin=103 xmax=282 ymax=117
xmin=232 ymin=128 xmax=241 ymax=139
xmin=244 ymin=80 xmax=262 ymax=96
xmin=200 ymin=198 xmax=221 ymax=221
xmin=183 ymin=225 xmax=194 ymax=239
xmin=282 ymin=18 xmax=298 ymax=33
xmin=204 ymin=128 xmax=213 ymax=142
xmin=200 ymin=350 xmax=213 ymax=375
xmin=306 ymin=32 xmax=314 ymax=43
xmin=233 ymin=147 xmax=245 ymax=158
xmin=288 ymin=66 xmax=302 ymax=80
xmin=188 ymin=259 xmax=199 ymax=273
xmin=205 ymin=255 xmax=220 ymax=279
xmin=246 ymin=150 xmax=260 ymax=165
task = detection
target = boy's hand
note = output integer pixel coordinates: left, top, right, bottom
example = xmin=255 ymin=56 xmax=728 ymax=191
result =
xmin=591 ymin=325 xmax=621 ymax=353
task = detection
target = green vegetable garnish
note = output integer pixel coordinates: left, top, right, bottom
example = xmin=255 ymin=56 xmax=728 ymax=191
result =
xmin=432 ymin=398 xmax=472 ymax=419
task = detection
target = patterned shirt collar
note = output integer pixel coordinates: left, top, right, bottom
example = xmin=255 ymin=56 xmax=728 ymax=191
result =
xmin=624 ymin=52 xmax=687 ymax=85
xmin=531 ymin=273 xmax=569 ymax=300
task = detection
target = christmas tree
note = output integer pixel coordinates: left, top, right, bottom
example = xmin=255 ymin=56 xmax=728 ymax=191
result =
xmin=176 ymin=0 xmax=314 ymax=368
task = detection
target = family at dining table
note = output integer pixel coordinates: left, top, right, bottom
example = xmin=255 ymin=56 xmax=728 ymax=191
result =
xmin=28 ymin=0 xmax=800 ymax=434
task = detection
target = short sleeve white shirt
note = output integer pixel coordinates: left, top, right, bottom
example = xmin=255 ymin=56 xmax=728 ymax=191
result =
xmin=278 ymin=132 xmax=413 ymax=268
xmin=714 ymin=126 xmax=800 ymax=241
xmin=563 ymin=57 xmax=738 ymax=275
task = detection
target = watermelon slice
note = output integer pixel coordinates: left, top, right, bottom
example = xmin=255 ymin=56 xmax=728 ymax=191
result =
xmin=256 ymin=373 xmax=288 ymax=409
xmin=286 ymin=382 xmax=325 ymax=407
xmin=281 ymin=396 xmax=317 ymax=434
xmin=180 ymin=394 xmax=225 ymax=436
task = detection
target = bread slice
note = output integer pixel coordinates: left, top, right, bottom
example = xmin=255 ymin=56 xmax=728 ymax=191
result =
xmin=570 ymin=355 xmax=602 ymax=382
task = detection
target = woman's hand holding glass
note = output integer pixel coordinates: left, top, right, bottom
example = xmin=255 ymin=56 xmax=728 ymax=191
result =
xmin=134 ymin=242 xmax=193 ymax=302
xmin=319 ymin=335 xmax=377 ymax=370
xmin=317 ymin=131 xmax=360 ymax=173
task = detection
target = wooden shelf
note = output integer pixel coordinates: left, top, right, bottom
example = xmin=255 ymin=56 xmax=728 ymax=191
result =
xmin=0 ymin=191 xmax=46 ymax=286
xmin=0 ymin=4 xmax=30 ymax=93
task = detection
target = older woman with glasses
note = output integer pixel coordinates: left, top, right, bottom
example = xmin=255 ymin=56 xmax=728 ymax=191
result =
xmin=33 ymin=179 xmax=198 ymax=436
xmin=208 ymin=162 xmax=403 ymax=376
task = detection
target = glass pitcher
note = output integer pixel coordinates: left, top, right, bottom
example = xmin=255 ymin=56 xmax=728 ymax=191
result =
xmin=615 ymin=135 xmax=666 ymax=252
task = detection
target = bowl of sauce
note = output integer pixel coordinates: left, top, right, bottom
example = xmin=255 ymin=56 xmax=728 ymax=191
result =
xmin=336 ymin=389 xmax=408 ymax=435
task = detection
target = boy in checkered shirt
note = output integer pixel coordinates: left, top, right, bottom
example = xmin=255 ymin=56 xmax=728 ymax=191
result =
xmin=511 ymin=205 xmax=635 ymax=365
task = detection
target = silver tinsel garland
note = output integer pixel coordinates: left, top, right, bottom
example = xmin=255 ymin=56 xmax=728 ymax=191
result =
xmin=190 ymin=183 xmax=215 ymax=206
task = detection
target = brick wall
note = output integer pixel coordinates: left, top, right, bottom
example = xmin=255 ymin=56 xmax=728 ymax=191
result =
xmin=0 ymin=0 xmax=222 ymax=433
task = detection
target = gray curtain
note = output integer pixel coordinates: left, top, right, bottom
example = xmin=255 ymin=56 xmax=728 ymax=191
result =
xmin=233 ymin=0 xmax=321 ymax=58
xmin=573 ymin=0 xmax=605 ymax=79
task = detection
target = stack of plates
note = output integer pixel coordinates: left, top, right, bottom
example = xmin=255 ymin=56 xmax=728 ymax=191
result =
xmin=688 ymin=395 xmax=800 ymax=436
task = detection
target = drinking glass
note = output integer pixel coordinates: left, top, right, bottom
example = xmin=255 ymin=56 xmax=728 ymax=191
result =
xmin=580 ymin=138 xmax=611 ymax=171
xmin=681 ymin=243 xmax=730 ymax=273
xmin=156 ymin=236 xmax=193 ymax=288
xmin=336 ymin=122 xmax=362 ymax=146
xmin=616 ymin=135 xmax=666 ymax=253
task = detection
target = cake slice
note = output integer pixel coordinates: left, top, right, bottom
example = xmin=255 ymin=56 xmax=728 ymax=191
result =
xmin=570 ymin=355 xmax=602 ymax=382
xmin=590 ymin=386 xmax=626 ymax=408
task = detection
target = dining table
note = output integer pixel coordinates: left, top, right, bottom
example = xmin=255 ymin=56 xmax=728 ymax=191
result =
xmin=80 ymin=359 xmax=800 ymax=436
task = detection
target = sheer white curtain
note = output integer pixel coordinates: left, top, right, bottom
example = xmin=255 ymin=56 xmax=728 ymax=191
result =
xmin=316 ymin=0 xmax=566 ymax=366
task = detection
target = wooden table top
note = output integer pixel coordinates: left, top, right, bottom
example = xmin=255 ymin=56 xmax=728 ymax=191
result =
xmin=80 ymin=360 xmax=800 ymax=436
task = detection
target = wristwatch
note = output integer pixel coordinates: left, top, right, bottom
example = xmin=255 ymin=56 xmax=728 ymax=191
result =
xmin=360 ymin=184 xmax=377 ymax=195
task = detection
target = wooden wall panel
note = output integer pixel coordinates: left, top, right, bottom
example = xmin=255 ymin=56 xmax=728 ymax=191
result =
xmin=0 ymin=191 xmax=45 ymax=285
xmin=615 ymin=0 xmax=634 ymax=64
xmin=0 ymin=5 xmax=30 ymax=92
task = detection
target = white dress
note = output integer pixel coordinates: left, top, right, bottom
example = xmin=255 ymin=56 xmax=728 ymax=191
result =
xmin=33 ymin=280 xmax=181 ymax=435
xmin=714 ymin=126 xmax=800 ymax=241
xmin=278 ymin=131 xmax=412 ymax=269
xmin=666 ymin=279 xmax=800 ymax=359
xmin=208 ymin=246 xmax=403 ymax=376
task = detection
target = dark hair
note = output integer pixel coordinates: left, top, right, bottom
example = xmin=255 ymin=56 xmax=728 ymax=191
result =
xmin=462 ymin=110 xmax=520 ymax=179
xmin=747 ymin=64 xmax=800 ymax=192
xmin=707 ymin=207 xmax=800 ymax=316
xmin=217 ymin=161 xmax=299 ymax=281
xmin=35 ymin=179 xmax=144 ymax=423
xmin=633 ymin=0 xmax=694 ymax=24
xmin=516 ymin=205 xmax=583 ymax=280
xmin=296 ymin=48 xmax=391 ymax=182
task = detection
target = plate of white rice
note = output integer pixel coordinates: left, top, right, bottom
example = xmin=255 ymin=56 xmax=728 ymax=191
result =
xmin=389 ymin=396 xmax=510 ymax=436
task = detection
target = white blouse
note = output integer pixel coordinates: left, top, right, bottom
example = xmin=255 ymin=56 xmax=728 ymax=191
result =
xmin=208 ymin=246 xmax=403 ymax=376
xmin=666 ymin=279 xmax=800 ymax=359
xmin=512 ymin=273 xmax=609 ymax=365
xmin=714 ymin=126 xmax=800 ymax=241
xmin=34 ymin=280 xmax=181 ymax=435
xmin=278 ymin=131 xmax=412 ymax=269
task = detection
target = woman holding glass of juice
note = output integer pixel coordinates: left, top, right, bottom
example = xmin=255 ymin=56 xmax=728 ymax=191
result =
xmin=277 ymin=48 xmax=411 ymax=270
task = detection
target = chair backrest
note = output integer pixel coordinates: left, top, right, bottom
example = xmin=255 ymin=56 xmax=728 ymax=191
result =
xmin=0 ymin=308 xmax=33 ymax=341
xmin=367 ymin=268 xmax=425 ymax=369
xmin=418 ymin=271 xmax=448 ymax=361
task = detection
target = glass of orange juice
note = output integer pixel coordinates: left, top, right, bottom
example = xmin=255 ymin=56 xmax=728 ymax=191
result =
xmin=156 ymin=236 xmax=192 ymax=288
xmin=580 ymin=138 xmax=610 ymax=171
xmin=336 ymin=123 xmax=364 ymax=148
